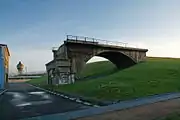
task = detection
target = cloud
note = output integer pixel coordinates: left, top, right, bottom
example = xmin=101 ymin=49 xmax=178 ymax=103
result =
xmin=128 ymin=37 xmax=180 ymax=58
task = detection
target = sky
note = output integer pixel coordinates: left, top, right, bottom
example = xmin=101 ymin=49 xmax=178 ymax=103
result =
xmin=1 ymin=0 xmax=180 ymax=73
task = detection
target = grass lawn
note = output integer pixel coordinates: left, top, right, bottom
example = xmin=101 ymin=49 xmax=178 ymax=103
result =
xmin=27 ymin=75 xmax=47 ymax=86
xmin=79 ymin=61 xmax=117 ymax=78
xmin=28 ymin=57 xmax=180 ymax=101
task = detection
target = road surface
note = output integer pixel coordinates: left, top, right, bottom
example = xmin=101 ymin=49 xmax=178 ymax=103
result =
xmin=0 ymin=83 xmax=90 ymax=120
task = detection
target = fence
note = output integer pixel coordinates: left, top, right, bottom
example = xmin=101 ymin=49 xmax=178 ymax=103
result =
xmin=66 ymin=35 xmax=128 ymax=47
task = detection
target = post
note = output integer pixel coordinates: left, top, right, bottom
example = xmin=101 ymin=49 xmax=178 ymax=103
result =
xmin=25 ymin=66 xmax=27 ymax=74
xmin=125 ymin=43 xmax=127 ymax=47
xmin=76 ymin=36 xmax=78 ymax=41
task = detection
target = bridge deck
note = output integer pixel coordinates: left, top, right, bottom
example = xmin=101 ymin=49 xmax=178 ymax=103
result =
xmin=65 ymin=39 xmax=148 ymax=52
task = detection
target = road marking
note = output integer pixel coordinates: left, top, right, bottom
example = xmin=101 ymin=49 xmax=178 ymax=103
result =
xmin=7 ymin=92 xmax=26 ymax=99
xmin=29 ymin=100 xmax=52 ymax=105
xmin=17 ymin=100 xmax=52 ymax=107
xmin=28 ymin=84 xmax=100 ymax=107
xmin=17 ymin=103 xmax=31 ymax=107
xmin=29 ymin=91 xmax=51 ymax=99
xmin=6 ymin=91 xmax=52 ymax=107
xmin=7 ymin=92 xmax=26 ymax=106
xmin=29 ymin=91 xmax=45 ymax=94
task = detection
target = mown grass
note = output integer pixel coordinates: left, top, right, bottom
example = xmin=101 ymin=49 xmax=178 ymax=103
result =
xmin=79 ymin=61 xmax=117 ymax=78
xmin=28 ymin=57 xmax=180 ymax=101
xmin=27 ymin=75 xmax=47 ymax=86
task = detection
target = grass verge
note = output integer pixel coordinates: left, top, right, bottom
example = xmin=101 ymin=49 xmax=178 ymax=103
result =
xmin=27 ymin=75 xmax=47 ymax=86
xmin=28 ymin=57 xmax=180 ymax=101
xmin=79 ymin=61 xmax=117 ymax=78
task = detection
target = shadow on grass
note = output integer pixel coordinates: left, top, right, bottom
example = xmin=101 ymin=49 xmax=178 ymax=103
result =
xmin=78 ymin=68 xmax=119 ymax=81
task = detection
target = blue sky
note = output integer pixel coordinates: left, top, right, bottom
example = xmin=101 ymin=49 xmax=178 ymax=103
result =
xmin=1 ymin=0 xmax=180 ymax=73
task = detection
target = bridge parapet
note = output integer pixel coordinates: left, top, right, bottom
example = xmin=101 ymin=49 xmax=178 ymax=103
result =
xmin=67 ymin=35 xmax=128 ymax=47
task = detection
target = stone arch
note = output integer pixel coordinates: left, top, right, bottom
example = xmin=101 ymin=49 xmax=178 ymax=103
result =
xmin=85 ymin=50 xmax=136 ymax=68
xmin=76 ymin=50 xmax=137 ymax=78
xmin=95 ymin=50 xmax=136 ymax=69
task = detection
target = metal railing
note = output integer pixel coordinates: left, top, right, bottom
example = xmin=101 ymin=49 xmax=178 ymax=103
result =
xmin=66 ymin=35 xmax=128 ymax=47
xmin=52 ymin=47 xmax=59 ymax=51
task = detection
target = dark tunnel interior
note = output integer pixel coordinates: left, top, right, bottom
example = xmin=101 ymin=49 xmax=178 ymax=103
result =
xmin=97 ymin=51 xmax=136 ymax=69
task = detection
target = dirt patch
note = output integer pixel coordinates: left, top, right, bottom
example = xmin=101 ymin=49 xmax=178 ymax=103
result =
xmin=77 ymin=98 xmax=180 ymax=120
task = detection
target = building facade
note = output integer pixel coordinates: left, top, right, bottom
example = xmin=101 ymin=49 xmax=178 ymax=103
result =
xmin=0 ymin=44 xmax=10 ymax=89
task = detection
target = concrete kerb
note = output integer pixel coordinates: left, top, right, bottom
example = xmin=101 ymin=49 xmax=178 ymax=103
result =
xmin=23 ymin=92 xmax=180 ymax=120
xmin=0 ymin=89 xmax=7 ymax=96
xmin=28 ymin=84 xmax=100 ymax=107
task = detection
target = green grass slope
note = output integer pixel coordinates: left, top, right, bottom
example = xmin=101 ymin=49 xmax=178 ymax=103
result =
xmin=28 ymin=57 xmax=180 ymax=101
xmin=27 ymin=75 xmax=47 ymax=86
xmin=79 ymin=61 xmax=117 ymax=78
xmin=55 ymin=57 xmax=180 ymax=101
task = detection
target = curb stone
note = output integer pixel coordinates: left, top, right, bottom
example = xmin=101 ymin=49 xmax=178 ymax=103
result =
xmin=50 ymin=89 xmax=111 ymax=106
xmin=0 ymin=89 xmax=7 ymax=96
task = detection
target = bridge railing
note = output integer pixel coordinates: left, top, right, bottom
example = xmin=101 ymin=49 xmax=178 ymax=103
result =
xmin=66 ymin=35 xmax=128 ymax=47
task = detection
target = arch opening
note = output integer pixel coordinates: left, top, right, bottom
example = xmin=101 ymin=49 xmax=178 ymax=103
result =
xmin=79 ymin=51 xmax=136 ymax=80
xmin=96 ymin=51 xmax=136 ymax=69
xmin=79 ymin=56 xmax=117 ymax=80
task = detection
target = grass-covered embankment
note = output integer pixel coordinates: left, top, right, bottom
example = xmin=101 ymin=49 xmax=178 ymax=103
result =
xmin=28 ymin=57 xmax=180 ymax=101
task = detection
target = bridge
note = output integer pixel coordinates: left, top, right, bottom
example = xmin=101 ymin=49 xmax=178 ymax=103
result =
xmin=46 ymin=35 xmax=148 ymax=85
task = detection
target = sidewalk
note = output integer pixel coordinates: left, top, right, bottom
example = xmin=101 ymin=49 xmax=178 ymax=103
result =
xmin=77 ymin=98 xmax=180 ymax=120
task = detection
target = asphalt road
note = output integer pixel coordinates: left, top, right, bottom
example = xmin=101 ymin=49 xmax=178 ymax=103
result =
xmin=0 ymin=83 xmax=90 ymax=120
